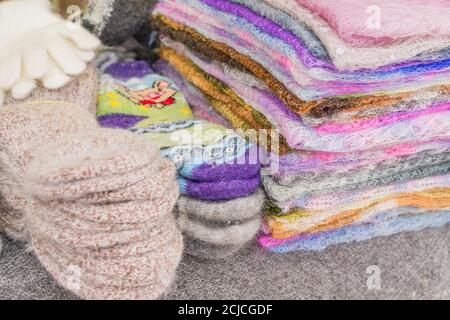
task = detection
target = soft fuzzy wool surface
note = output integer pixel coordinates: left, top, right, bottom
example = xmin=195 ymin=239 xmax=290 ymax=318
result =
xmin=152 ymin=13 xmax=450 ymax=118
xmin=295 ymin=0 xmax=450 ymax=47
xmin=83 ymin=0 xmax=154 ymax=46
xmin=1 ymin=225 xmax=449 ymax=299
xmin=0 ymin=102 xmax=100 ymax=238
xmin=153 ymin=0 xmax=450 ymax=93
xmin=176 ymin=189 xmax=265 ymax=222
xmin=0 ymin=101 xmax=184 ymax=300
xmin=22 ymin=129 xmax=183 ymax=300
xmin=0 ymin=0 xmax=100 ymax=107
xmin=4 ymin=64 xmax=99 ymax=114
xmin=175 ymin=189 xmax=265 ymax=259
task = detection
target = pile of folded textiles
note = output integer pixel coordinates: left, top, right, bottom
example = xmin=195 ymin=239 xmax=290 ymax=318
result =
xmin=151 ymin=0 xmax=450 ymax=253
xmin=96 ymin=60 xmax=264 ymax=259
xmin=0 ymin=102 xmax=183 ymax=300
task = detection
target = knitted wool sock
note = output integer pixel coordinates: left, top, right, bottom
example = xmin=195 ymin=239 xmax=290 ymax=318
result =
xmin=0 ymin=102 xmax=99 ymax=238
xmin=176 ymin=189 xmax=265 ymax=222
xmin=182 ymin=235 xmax=250 ymax=260
xmin=83 ymin=0 xmax=153 ymax=46
xmin=0 ymin=0 xmax=100 ymax=107
xmin=177 ymin=214 xmax=261 ymax=259
xmin=97 ymin=60 xmax=261 ymax=185
xmin=175 ymin=189 xmax=265 ymax=259
xmin=178 ymin=176 xmax=261 ymax=201
xmin=24 ymin=129 xmax=160 ymax=201
xmin=3 ymin=64 xmax=99 ymax=114
xmin=21 ymin=128 xmax=183 ymax=300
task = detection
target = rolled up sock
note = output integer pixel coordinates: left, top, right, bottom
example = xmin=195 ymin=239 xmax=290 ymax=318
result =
xmin=21 ymin=125 xmax=183 ymax=300
xmin=176 ymin=212 xmax=261 ymax=247
xmin=177 ymin=144 xmax=260 ymax=182
xmin=24 ymin=129 xmax=163 ymax=201
xmin=97 ymin=60 xmax=260 ymax=183
xmin=176 ymin=189 xmax=265 ymax=221
xmin=182 ymin=235 xmax=249 ymax=260
xmin=32 ymin=223 xmax=183 ymax=300
xmin=175 ymin=189 xmax=265 ymax=259
xmin=178 ymin=175 xmax=261 ymax=201
xmin=0 ymin=102 xmax=100 ymax=237
xmin=83 ymin=0 xmax=152 ymax=46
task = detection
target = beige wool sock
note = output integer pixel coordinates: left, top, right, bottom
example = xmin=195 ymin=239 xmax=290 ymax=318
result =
xmin=0 ymin=102 xmax=99 ymax=238
xmin=21 ymin=128 xmax=183 ymax=300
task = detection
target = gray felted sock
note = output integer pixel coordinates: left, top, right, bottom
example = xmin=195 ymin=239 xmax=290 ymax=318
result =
xmin=183 ymin=235 xmax=250 ymax=260
xmin=176 ymin=213 xmax=261 ymax=247
xmin=83 ymin=0 xmax=154 ymax=46
xmin=174 ymin=189 xmax=265 ymax=259
xmin=176 ymin=189 xmax=266 ymax=222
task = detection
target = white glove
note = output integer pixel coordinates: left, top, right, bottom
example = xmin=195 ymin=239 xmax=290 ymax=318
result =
xmin=0 ymin=0 xmax=100 ymax=105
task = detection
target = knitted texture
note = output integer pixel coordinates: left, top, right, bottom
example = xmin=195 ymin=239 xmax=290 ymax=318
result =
xmin=264 ymin=160 xmax=450 ymax=203
xmin=157 ymin=46 xmax=290 ymax=154
xmin=152 ymin=14 xmax=450 ymax=119
xmin=274 ymin=173 xmax=450 ymax=214
xmin=161 ymin=39 xmax=450 ymax=153
xmin=0 ymin=0 xmax=100 ymax=107
xmin=260 ymin=209 xmax=450 ymax=253
xmin=0 ymin=102 xmax=183 ymax=299
xmin=295 ymin=0 xmax=450 ymax=47
xmin=178 ymin=175 xmax=261 ymax=201
xmin=83 ymin=0 xmax=153 ymax=46
xmin=4 ymin=64 xmax=99 ymax=114
xmin=175 ymin=189 xmax=265 ymax=259
xmin=158 ymin=45 xmax=450 ymax=154
xmin=154 ymin=0 xmax=450 ymax=98
xmin=97 ymin=60 xmax=261 ymax=198
xmin=264 ymin=0 xmax=450 ymax=70
xmin=0 ymin=102 xmax=99 ymax=237
xmin=24 ymin=130 xmax=183 ymax=299
xmin=153 ymin=59 xmax=231 ymax=127
xmin=152 ymin=0 xmax=450 ymax=253
xmin=265 ymin=189 xmax=450 ymax=239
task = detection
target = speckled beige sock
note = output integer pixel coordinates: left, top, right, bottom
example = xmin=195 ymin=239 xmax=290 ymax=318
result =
xmin=22 ymin=129 xmax=183 ymax=300
xmin=0 ymin=102 xmax=184 ymax=300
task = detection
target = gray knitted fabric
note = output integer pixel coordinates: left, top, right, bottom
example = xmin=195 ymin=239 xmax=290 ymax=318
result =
xmin=83 ymin=0 xmax=154 ymax=46
xmin=1 ymin=225 xmax=449 ymax=299
xmin=175 ymin=190 xmax=265 ymax=259
xmin=182 ymin=235 xmax=246 ymax=260
xmin=176 ymin=189 xmax=266 ymax=222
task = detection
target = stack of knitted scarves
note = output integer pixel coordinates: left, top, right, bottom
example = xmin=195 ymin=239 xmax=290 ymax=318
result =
xmin=152 ymin=0 xmax=450 ymax=252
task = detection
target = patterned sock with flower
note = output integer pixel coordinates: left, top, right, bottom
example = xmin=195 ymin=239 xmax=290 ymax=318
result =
xmin=96 ymin=60 xmax=261 ymax=199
